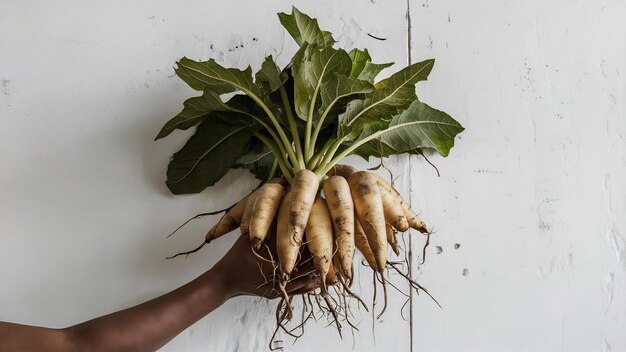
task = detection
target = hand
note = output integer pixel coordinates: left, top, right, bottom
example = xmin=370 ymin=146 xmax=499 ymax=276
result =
xmin=0 ymin=228 xmax=320 ymax=352
xmin=212 ymin=233 xmax=320 ymax=299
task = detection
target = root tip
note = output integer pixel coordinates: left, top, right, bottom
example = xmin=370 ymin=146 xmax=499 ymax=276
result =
xmin=252 ymin=239 xmax=262 ymax=252
xmin=281 ymin=272 xmax=291 ymax=283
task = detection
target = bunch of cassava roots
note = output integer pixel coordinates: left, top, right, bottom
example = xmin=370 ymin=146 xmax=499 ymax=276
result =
xmin=157 ymin=7 xmax=463 ymax=347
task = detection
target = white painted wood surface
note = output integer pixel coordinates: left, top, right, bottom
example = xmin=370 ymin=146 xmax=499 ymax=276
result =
xmin=1 ymin=1 xmax=624 ymax=351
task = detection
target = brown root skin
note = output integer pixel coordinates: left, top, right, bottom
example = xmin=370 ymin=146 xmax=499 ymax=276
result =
xmin=276 ymin=191 xmax=298 ymax=278
xmin=326 ymin=164 xmax=357 ymax=179
xmin=305 ymin=197 xmax=334 ymax=294
xmin=379 ymin=184 xmax=409 ymax=232
xmin=371 ymin=173 xmax=428 ymax=233
xmin=386 ymin=223 xmax=400 ymax=256
xmin=249 ymin=179 xmax=285 ymax=251
xmin=239 ymin=189 xmax=260 ymax=239
xmin=322 ymin=176 xmax=355 ymax=280
xmin=205 ymin=192 xmax=252 ymax=243
xmin=166 ymin=194 xmax=253 ymax=259
xmin=326 ymin=263 xmax=338 ymax=286
xmin=348 ymin=171 xmax=387 ymax=271
xmin=354 ymin=215 xmax=378 ymax=270
xmin=289 ymin=170 xmax=319 ymax=235
xmin=278 ymin=170 xmax=319 ymax=278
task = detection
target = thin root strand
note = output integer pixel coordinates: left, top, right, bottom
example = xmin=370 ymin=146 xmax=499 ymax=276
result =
xmin=165 ymin=240 xmax=208 ymax=259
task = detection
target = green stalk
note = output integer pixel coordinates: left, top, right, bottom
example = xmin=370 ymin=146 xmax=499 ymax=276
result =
xmin=303 ymin=110 xmax=314 ymax=162
xmin=304 ymin=82 xmax=323 ymax=163
xmin=306 ymin=137 xmax=334 ymax=169
xmin=314 ymin=138 xmax=345 ymax=178
xmin=304 ymin=51 xmax=344 ymax=162
xmin=318 ymin=122 xmax=430 ymax=176
xmin=178 ymin=63 xmax=297 ymax=167
xmin=279 ymin=85 xmax=305 ymax=171
xmin=246 ymin=115 xmax=292 ymax=169
xmin=306 ymin=152 xmax=322 ymax=170
xmin=308 ymin=107 xmax=334 ymax=161
xmin=255 ymin=133 xmax=294 ymax=183
xmin=247 ymin=94 xmax=298 ymax=168
xmin=267 ymin=159 xmax=278 ymax=180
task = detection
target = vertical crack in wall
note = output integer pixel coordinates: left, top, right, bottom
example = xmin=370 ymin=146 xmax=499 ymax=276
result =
xmin=406 ymin=0 xmax=414 ymax=351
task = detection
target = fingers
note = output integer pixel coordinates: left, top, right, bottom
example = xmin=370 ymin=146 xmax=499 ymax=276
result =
xmin=285 ymin=273 xmax=320 ymax=295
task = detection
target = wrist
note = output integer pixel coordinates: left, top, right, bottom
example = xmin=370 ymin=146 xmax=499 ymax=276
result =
xmin=203 ymin=261 xmax=242 ymax=300
xmin=199 ymin=266 xmax=233 ymax=304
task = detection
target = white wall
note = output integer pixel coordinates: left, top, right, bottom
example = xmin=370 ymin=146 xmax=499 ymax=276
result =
xmin=1 ymin=1 xmax=624 ymax=351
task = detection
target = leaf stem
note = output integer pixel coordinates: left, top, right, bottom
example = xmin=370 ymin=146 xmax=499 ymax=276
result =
xmin=248 ymin=95 xmax=299 ymax=168
xmin=279 ymin=85 xmax=305 ymax=171
xmin=319 ymin=121 xmax=433 ymax=176
xmin=175 ymin=62 xmax=298 ymax=167
xmin=255 ymin=133 xmax=294 ymax=183
xmin=304 ymin=81 xmax=323 ymax=163
xmin=306 ymin=152 xmax=322 ymax=170
xmin=307 ymin=137 xmax=334 ymax=169
xmin=245 ymin=115 xmax=291 ymax=169
xmin=268 ymin=159 xmax=278 ymax=180
xmin=308 ymin=109 xmax=330 ymax=160
xmin=314 ymin=138 xmax=346 ymax=178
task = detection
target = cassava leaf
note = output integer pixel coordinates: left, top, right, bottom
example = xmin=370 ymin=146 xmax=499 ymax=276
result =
xmin=278 ymin=7 xmax=335 ymax=47
xmin=350 ymin=99 xmax=464 ymax=159
xmin=338 ymin=58 xmax=435 ymax=140
xmin=155 ymin=89 xmax=251 ymax=140
xmin=166 ymin=117 xmax=257 ymax=194
xmin=175 ymin=57 xmax=276 ymax=115
xmin=318 ymin=74 xmax=373 ymax=128
xmin=292 ymin=45 xmax=352 ymax=120
xmin=233 ymin=137 xmax=277 ymax=181
xmin=255 ymin=55 xmax=288 ymax=93
xmin=267 ymin=67 xmax=301 ymax=129
xmin=348 ymin=48 xmax=393 ymax=83
xmin=159 ymin=8 xmax=464 ymax=195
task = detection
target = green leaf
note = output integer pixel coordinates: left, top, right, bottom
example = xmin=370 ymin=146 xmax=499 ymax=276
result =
xmin=255 ymin=55 xmax=288 ymax=93
xmin=351 ymin=100 xmax=464 ymax=159
xmin=159 ymin=8 xmax=464 ymax=194
xmin=292 ymin=45 xmax=352 ymax=120
xmin=278 ymin=7 xmax=335 ymax=47
xmin=155 ymin=89 xmax=250 ymax=140
xmin=318 ymin=73 xmax=374 ymax=127
xmin=348 ymin=48 xmax=393 ymax=83
xmin=175 ymin=58 xmax=274 ymax=111
xmin=338 ymin=58 xmax=435 ymax=140
xmin=233 ymin=137 xmax=277 ymax=181
xmin=165 ymin=117 xmax=257 ymax=194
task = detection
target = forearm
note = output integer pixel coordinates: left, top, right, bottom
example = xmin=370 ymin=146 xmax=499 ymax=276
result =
xmin=65 ymin=268 xmax=229 ymax=352
xmin=0 ymin=322 xmax=68 ymax=352
xmin=0 ymin=268 xmax=230 ymax=352
xmin=0 ymin=234 xmax=317 ymax=352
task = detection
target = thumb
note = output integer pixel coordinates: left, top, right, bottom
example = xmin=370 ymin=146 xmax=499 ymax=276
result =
xmin=285 ymin=272 xmax=320 ymax=295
